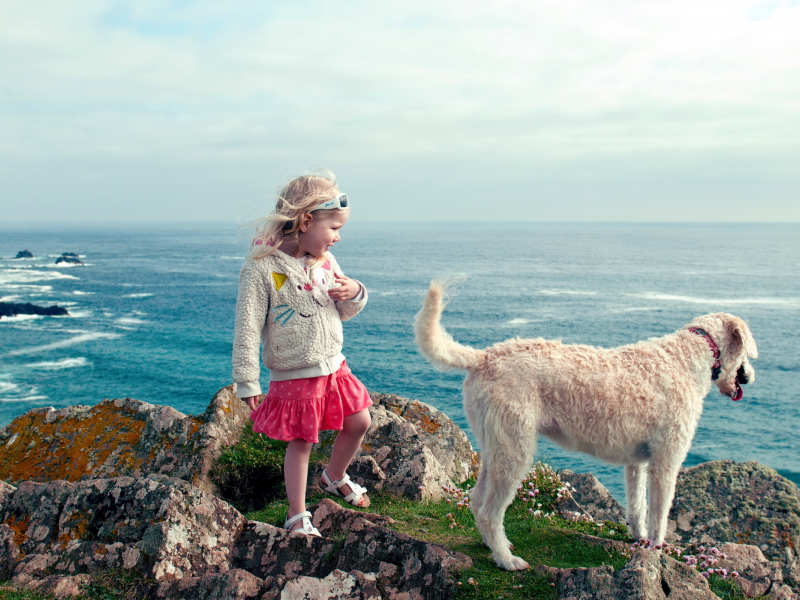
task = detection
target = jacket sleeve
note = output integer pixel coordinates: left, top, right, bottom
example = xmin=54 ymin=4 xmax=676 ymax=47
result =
xmin=232 ymin=259 xmax=269 ymax=398
xmin=328 ymin=254 xmax=368 ymax=322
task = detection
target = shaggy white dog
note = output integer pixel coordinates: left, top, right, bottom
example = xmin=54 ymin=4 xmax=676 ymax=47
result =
xmin=415 ymin=280 xmax=757 ymax=570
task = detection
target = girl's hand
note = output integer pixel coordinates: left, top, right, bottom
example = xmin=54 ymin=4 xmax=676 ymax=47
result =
xmin=243 ymin=396 xmax=261 ymax=411
xmin=328 ymin=273 xmax=361 ymax=301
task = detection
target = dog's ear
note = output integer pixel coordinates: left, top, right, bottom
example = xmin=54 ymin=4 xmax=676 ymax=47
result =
xmin=727 ymin=319 xmax=758 ymax=359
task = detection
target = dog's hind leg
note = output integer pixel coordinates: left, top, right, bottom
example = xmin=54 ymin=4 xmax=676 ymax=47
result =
xmin=470 ymin=405 xmax=537 ymax=571
xmin=647 ymin=458 xmax=681 ymax=545
xmin=625 ymin=463 xmax=648 ymax=542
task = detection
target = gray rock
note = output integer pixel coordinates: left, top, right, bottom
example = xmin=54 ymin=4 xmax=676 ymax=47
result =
xmin=369 ymin=393 xmax=478 ymax=484
xmin=335 ymin=517 xmax=472 ymax=599
xmin=714 ymin=542 xmax=800 ymax=599
xmin=560 ymin=470 xmax=626 ymax=524
xmin=538 ymin=549 xmax=717 ymax=599
xmin=279 ymin=569 xmax=381 ymax=600
xmin=4 ymin=476 xmax=247 ymax=584
xmin=310 ymin=498 xmax=395 ymax=537
xmin=668 ymin=460 xmax=800 ymax=560
xmin=314 ymin=401 xmax=456 ymax=500
xmin=154 ymin=569 xmax=265 ymax=599
xmin=231 ymin=520 xmax=336 ymax=580
xmin=0 ymin=385 xmax=251 ymax=495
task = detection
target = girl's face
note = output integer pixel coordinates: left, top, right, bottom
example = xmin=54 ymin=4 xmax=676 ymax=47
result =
xmin=296 ymin=210 xmax=349 ymax=258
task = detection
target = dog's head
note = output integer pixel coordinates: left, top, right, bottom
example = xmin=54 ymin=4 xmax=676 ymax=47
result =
xmin=685 ymin=313 xmax=757 ymax=401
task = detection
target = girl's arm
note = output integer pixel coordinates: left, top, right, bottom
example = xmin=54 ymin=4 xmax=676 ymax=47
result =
xmin=232 ymin=259 xmax=270 ymax=398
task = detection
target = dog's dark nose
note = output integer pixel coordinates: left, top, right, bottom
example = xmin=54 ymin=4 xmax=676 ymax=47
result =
xmin=736 ymin=364 xmax=751 ymax=385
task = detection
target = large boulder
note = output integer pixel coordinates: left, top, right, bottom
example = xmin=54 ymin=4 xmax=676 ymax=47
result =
xmin=311 ymin=393 xmax=478 ymax=501
xmin=0 ymin=385 xmax=249 ymax=495
xmin=5 ymin=476 xmax=246 ymax=587
xmin=0 ymin=475 xmax=470 ymax=600
xmin=13 ymin=250 xmax=33 ymax=259
xmin=668 ymin=461 xmax=800 ymax=561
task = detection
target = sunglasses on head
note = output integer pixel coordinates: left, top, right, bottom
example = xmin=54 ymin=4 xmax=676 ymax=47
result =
xmin=308 ymin=193 xmax=349 ymax=212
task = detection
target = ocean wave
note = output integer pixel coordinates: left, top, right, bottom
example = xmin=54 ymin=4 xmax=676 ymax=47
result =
xmin=0 ymin=395 xmax=48 ymax=403
xmin=123 ymin=293 xmax=154 ymax=299
xmin=0 ymin=269 xmax=78 ymax=285
xmin=539 ymin=289 xmax=598 ymax=296
xmin=5 ymin=331 xmax=122 ymax=357
xmin=629 ymin=292 xmax=799 ymax=307
xmin=218 ymin=256 xmax=246 ymax=260
xmin=0 ymin=314 xmax=43 ymax=323
xmin=0 ymin=284 xmax=54 ymax=293
xmin=0 ymin=295 xmax=22 ymax=302
xmin=115 ymin=317 xmax=146 ymax=325
xmin=26 ymin=357 xmax=91 ymax=370
xmin=506 ymin=317 xmax=534 ymax=325
xmin=0 ymin=381 xmax=18 ymax=393
xmin=65 ymin=310 xmax=92 ymax=319
xmin=73 ymin=290 xmax=94 ymax=295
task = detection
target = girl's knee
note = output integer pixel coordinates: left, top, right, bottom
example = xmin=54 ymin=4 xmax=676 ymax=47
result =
xmin=345 ymin=409 xmax=371 ymax=435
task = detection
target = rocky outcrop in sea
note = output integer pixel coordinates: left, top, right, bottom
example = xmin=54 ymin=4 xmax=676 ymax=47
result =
xmin=13 ymin=250 xmax=33 ymax=259
xmin=0 ymin=302 xmax=69 ymax=318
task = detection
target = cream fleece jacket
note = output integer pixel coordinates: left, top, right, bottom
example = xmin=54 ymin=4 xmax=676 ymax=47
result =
xmin=232 ymin=249 xmax=367 ymax=398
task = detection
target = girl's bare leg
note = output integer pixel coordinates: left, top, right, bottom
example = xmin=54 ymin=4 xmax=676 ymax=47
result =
xmin=323 ymin=409 xmax=372 ymax=507
xmin=285 ymin=438 xmax=314 ymax=529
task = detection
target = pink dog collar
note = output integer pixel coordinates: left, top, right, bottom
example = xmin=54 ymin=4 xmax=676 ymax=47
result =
xmin=689 ymin=327 xmax=721 ymax=381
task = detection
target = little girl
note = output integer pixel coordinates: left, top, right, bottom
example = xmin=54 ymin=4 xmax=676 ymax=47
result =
xmin=232 ymin=171 xmax=372 ymax=536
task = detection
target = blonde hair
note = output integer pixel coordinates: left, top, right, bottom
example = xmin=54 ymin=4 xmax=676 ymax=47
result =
xmin=249 ymin=170 xmax=348 ymax=269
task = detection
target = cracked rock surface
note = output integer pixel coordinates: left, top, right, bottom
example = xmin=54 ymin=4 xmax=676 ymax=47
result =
xmin=1 ymin=477 xmax=470 ymax=599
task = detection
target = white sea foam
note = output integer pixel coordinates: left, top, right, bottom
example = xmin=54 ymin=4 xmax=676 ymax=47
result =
xmin=65 ymin=310 xmax=92 ymax=319
xmin=5 ymin=331 xmax=122 ymax=357
xmin=0 ymin=269 xmax=78 ymax=285
xmin=218 ymin=256 xmax=245 ymax=260
xmin=0 ymin=295 xmax=22 ymax=302
xmin=0 ymin=381 xmax=18 ymax=393
xmin=115 ymin=317 xmax=146 ymax=325
xmin=539 ymin=289 xmax=598 ymax=296
xmin=629 ymin=292 xmax=800 ymax=307
xmin=73 ymin=290 xmax=94 ymax=295
xmin=0 ymin=395 xmax=48 ymax=403
xmin=505 ymin=318 xmax=534 ymax=325
xmin=123 ymin=293 xmax=154 ymax=299
xmin=26 ymin=357 xmax=91 ymax=370
xmin=379 ymin=291 xmax=398 ymax=296
xmin=0 ymin=314 xmax=42 ymax=323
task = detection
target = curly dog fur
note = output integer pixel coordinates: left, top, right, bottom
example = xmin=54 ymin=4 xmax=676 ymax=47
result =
xmin=415 ymin=280 xmax=758 ymax=570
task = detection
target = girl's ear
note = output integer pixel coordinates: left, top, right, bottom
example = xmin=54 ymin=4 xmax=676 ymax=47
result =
xmin=298 ymin=213 xmax=313 ymax=233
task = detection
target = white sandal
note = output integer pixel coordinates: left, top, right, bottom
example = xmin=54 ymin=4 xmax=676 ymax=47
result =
xmin=320 ymin=469 xmax=369 ymax=507
xmin=284 ymin=511 xmax=321 ymax=537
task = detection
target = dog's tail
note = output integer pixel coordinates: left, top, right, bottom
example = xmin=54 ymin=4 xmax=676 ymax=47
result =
xmin=414 ymin=279 xmax=486 ymax=371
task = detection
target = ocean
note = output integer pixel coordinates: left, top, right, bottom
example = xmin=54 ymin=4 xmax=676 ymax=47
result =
xmin=1 ymin=221 xmax=798 ymax=502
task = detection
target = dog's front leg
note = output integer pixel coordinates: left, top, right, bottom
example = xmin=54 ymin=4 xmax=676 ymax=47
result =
xmin=647 ymin=459 xmax=681 ymax=545
xmin=625 ymin=464 xmax=647 ymax=541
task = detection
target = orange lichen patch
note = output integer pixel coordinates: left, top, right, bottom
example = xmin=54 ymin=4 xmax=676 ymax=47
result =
xmin=59 ymin=513 xmax=90 ymax=543
xmin=7 ymin=514 xmax=31 ymax=548
xmin=0 ymin=402 xmax=148 ymax=484
xmin=404 ymin=403 xmax=443 ymax=434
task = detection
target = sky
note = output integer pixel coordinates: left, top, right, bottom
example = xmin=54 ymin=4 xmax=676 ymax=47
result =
xmin=1 ymin=0 xmax=799 ymax=223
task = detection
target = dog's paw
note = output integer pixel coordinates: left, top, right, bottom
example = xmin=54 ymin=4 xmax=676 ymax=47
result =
xmin=497 ymin=555 xmax=530 ymax=571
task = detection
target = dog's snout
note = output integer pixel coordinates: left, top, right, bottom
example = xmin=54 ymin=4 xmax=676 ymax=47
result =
xmin=736 ymin=364 xmax=751 ymax=385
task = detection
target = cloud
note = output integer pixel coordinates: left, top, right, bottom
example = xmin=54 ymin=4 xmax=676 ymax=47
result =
xmin=0 ymin=0 xmax=799 ymax=221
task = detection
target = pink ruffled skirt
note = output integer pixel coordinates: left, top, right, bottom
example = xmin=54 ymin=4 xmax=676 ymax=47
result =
xmin=251 ymin=361 xmax=372 ymax=443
